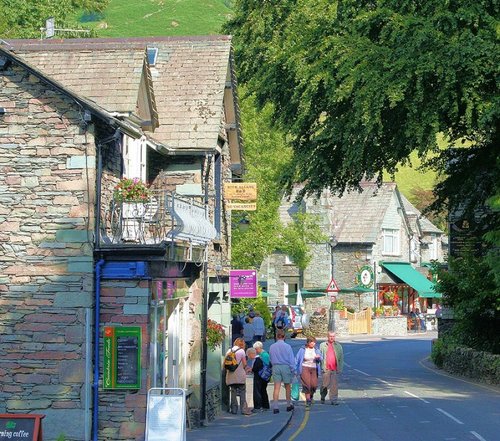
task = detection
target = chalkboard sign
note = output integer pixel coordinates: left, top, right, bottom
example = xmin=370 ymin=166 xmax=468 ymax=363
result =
xmin=0 ymin=414 xmax=44 ymax=441
xmin=116 ymin=336 xmax=139 ymax=386
xmin=103 ymin=326 xmax=141 ymax=389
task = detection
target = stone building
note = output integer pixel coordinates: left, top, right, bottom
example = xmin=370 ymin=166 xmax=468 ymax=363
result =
xmin=262 ymin=182 xmax=445 ymax=317
xmin=0 ymin=36 xmax=242 ymax=440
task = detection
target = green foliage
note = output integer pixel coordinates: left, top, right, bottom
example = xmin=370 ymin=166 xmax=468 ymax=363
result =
xmin=436 ymin=253 xmax=500 ymax=354
xmin=225 ymin=0 xmax=498 ymax=202
xmin=0 ymin=0 xmax=106 ymax=38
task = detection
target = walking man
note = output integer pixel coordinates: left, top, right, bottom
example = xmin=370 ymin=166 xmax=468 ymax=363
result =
xmin=269 ymin=329 xmax=295 ymax=414
xmin=252 ymin=311 xmax=266 ymax=342
xmin=319 ymin=331 xmax=344 ymax=405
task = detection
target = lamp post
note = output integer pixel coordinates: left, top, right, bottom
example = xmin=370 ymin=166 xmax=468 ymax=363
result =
xmin=327 ymin=236 xmax=338 ymax=331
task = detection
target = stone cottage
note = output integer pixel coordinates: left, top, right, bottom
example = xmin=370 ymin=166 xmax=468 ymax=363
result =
xmin=262 ymin=182 xmax=445 ymax=317
xmin=0 ymin=36 xmax=243 ymax=440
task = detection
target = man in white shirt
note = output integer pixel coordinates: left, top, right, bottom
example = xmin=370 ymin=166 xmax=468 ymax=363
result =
xmin=252 ymin=311 xmax=266 ymax=342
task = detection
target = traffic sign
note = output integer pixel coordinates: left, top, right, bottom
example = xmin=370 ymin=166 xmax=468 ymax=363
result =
xmin=326 ymin=278 xmax=340 ymax=293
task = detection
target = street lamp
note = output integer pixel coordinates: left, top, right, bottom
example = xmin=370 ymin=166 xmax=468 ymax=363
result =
xmin=327 ymin=236 xmax=338 ymax=331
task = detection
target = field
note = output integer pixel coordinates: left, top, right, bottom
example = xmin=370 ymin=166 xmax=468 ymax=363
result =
xmin=74 ymin=0 xmax=232 ymax=37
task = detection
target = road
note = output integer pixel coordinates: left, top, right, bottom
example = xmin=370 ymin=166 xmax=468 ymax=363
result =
xmin=278 ymin=335 xmax=500 ymax=441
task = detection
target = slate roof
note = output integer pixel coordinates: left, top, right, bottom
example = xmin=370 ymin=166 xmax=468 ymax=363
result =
xmin=329 ymin=182 xmax=398 ymax=244
xmin=14 ymin=48 xmax=146 ymax=114
xmin=400 ymin=194 xmax=443 ymax=234
xmin=6 ymin=36 xmax=234 ymax=152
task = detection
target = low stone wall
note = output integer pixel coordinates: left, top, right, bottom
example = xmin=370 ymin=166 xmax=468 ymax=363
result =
xmin=443 ymin=346 xmax=500 ymax=385
xmin=372 ymin=316 xmax=407 ymax=336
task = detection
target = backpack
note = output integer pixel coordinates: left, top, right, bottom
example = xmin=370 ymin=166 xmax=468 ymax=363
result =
xmin=275 ymin=316 xmax=285 ymax=329
xmin=224 ymin=349 xmax=239 ymax=372
xmin=258 ymin=362 xmax=272 ymax=381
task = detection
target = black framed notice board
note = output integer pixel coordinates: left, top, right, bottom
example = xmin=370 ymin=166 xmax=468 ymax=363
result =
xmin=0 ymin=414 xmax=44 ymax=441
xmin=103 ymin=326 xmax=142 ymax=389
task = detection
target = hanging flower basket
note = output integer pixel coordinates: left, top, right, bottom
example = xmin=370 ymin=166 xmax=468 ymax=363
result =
xmin=207 ymin=319 xmax=226 ymax=351
xmin=113 ymin=177 xmax=152 ymax=202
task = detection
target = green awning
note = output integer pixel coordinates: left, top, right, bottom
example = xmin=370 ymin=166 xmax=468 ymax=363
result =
xmin=339 ymin=286 xmax=375 ymax=293
xmin=286 ymin=290 xmax=326 ymax=299
xmin=380 ymin=262 xmax=442 ymax=298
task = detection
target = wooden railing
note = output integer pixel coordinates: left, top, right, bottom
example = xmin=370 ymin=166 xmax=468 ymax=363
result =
xmin=346 ymin=309 xmax=372 ymax=334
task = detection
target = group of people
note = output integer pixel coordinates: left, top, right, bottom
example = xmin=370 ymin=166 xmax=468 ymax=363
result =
xmin=231 ymin=308 xmax=267 ymax=347
xmin=225 ymin=329 xmax=344 ymax=415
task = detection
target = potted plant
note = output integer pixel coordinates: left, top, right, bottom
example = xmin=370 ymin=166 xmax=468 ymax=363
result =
xmin=207 ymin=319 xmax=226 ymax=351
xmin=373 ymin=306 xmax=384 ymax=317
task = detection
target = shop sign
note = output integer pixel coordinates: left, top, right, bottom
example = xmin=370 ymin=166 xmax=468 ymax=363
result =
xmin=103 ymin=326 xmax=141 ymax=389
xmin=226 ymin=202 xmax=257 ymax=211
xmin=356 ymin=265 xmax=374 ymax=288
xmin=224 ymin=183 xmax=257 ymax=201
xmin=0 ymin=414 xmax=44 ymax=441
xmin=230 ymin=270 xmax=257 ymax=298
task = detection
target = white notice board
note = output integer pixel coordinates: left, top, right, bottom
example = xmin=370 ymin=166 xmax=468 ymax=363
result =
xmin=145 ymin=388 xmax=186 ymax=441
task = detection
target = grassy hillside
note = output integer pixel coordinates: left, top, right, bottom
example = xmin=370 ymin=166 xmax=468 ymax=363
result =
xmin=76 ymin=0 xmax=436 ymax=204
xmin=75 ymin=0 xmax=232 ymax=37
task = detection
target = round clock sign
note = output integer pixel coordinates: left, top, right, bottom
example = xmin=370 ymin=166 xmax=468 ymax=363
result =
xmin=356 ymin=265 xmax=374 ymax=288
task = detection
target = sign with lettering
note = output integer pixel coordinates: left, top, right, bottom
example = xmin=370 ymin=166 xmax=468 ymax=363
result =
xmin=226 ymin=202 xmax=257 ymax=211
xmin=224 ymin=183 xmax=257 ymax=201
xmin=103 ymin=326 xmax=141 ymax=389
xmin=0 ymin=414 xmax=44 ymax=441
xmin=230 ymin=270 xmax=257 ymax=298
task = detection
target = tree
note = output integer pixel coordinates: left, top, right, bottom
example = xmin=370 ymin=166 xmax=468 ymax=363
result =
xmin=224 ymin=0 xmax=498 ymax=201
xmin=0 ymin=0 xmax=108 ymax=38
xmin=230 ymin=90 xmax=326 ymax=270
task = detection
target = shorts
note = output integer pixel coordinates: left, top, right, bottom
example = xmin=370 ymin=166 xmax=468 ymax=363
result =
xmin=272 ymin=364 xmax=293 ymax=384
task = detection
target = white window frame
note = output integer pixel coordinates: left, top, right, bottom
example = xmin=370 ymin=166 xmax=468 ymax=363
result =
xmin=429 ymin=234 xmax=438 ymax=260
xmin=123 ymin=135 xmax=147 ymax=181
xmin=382 ymin=228 xmax=400 ymax=255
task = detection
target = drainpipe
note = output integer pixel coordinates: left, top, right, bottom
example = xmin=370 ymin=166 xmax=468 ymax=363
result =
xmin=200 ymin=153 xmax=212 ymax=424
xmin=93 ymin=259 xmax=105 ymax=441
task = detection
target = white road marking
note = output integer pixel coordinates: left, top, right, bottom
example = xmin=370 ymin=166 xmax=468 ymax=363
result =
xmin=404 ymin=390 xmax=430 ymax=404
xmin=470 ymin=431 xmax=487 ymax=441
xmin=436 ymin=408 xmax=464 ymax=425
xmin=376 ymin=378 xmax=394 ymax=386
xmin=353 ymin=368 xmax=370 ymax=376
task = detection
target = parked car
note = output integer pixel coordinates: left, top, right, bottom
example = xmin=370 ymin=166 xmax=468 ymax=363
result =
xmin=269 ymin=304 xmax=309 ymax=338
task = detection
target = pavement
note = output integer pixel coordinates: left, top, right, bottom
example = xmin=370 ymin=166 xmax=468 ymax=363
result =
xmin=186 ymin=377 xmax=293 ymax=441
xmin=186 ymin=332 xmax=438 ymax=441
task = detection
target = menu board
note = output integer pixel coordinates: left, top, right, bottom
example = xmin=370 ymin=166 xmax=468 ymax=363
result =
xmin=116 ymin=336 xmax=139 ymax=386
xmin=103 ymin=326 xmax=141 ymax=389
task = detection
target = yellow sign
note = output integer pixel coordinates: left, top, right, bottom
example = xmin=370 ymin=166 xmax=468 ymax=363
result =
xmin=226 ymin=202 xmax=257 ymax=211
xmin=224 ymin=182 xmax=257 ymax=201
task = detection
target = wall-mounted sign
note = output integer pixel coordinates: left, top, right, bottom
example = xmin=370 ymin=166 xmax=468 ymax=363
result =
xmin=226 ymin=202 xmax=257 ymax=211
xmin=356 ymin=265 xmax=374 ymax=288
xmin=230 ymin=270 xmax=257 ymax=298
xmin=103 ymin=326 xmax=142 ymax=389
xmin=0 ymin=414 xmax=44 ymax=441
xmin=224 ymin=183 xmax=257 ymax=201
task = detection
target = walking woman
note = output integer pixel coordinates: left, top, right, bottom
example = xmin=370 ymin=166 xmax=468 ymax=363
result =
xmin=294 ymin=336 xmax=322 ymax=407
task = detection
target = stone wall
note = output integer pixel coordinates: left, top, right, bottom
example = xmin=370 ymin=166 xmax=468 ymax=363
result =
xmin=371 ymin=316 xmax=407 ymax=336
xmin=0 ymin=64 xmax=99 ymax=440
xmin=98 ymin=279 xmax=150 ymax=440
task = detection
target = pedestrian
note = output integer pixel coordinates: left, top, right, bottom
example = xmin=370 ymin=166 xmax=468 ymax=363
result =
xmin=271 ymin=305 xmax=280 ymax=341
xmin=252 ymin=341 xmax=271 ymax=412
xmin=252 ymin=311 xmax=266 ymax=342
xmin=231 ymin=314 xmax=243 ymax=344
xmin=246 ymin=346 xmax=271 ymax=412
xmin=269 ymin=329 xmax=295 ymax=414
xmin=319 ymin=331 xmax=344 ymax=405
xmin=243 ymin=317 xmax=255 ymax=348
xmin=225 ymin=337 xmax=251 ymax=415
xmin=273 ymin=305 xmax=290 ymax=340
xmin=294 ymin=336 xmax=322 ymax=407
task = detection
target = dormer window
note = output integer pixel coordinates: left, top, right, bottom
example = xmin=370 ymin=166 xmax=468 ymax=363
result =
xmin=147 ymin=47 xmax=158 ymax=66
